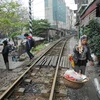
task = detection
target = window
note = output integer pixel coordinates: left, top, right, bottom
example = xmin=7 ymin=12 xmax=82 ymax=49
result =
xmin=45 ymin=0 xmax=48 ymax=7
xmin=96 ymin=5 xmax=100 ymax=17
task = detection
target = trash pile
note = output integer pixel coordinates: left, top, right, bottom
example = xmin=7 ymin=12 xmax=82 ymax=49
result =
xmin=63 ymin=69 xmax=87 ymax=82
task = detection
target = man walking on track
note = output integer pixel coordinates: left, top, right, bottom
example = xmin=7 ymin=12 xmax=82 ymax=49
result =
xmin=24 ymin=33 xmax=34 ymax=60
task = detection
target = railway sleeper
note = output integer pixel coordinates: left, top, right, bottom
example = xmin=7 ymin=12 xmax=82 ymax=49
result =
xmin=41 ymin=90 xmax=50 ymax=98
xmin=55 ymin=90 xmax=67 ymax=97
xmin=14 ymin=88 xmax=25 ymax=96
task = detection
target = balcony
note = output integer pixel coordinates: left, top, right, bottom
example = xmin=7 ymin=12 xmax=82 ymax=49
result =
xmin=78 ymin=4 xmax=88 ymax=14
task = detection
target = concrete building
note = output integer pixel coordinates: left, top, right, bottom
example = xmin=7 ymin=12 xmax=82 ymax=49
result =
xmin=66 ymin=7 xmax=71 ymax=30
xmin=75 ymin=0 xmax=88 ymax=23
xmin=75 ymin=0 xmax=100 ymax=26
xmin=44 ymin=0 xmax=66 ymax=29
xmin=80 ymin=0 xmax=100 ymax=26
xmin=74 ymin=0 xmax=88 ymax=37
xmin=75 ymin=0 xmax=100 ymax=38
xmin=72 ymin=13 xmax=76 ymax=30
xmin=66 ymin=7 xmax=76 ymax=30
xmin=75 ymin=0 xmax=88 ymax=9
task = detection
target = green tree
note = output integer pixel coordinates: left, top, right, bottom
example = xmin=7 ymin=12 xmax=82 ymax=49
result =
xmin=26 ymin=19 xmax=50 ymax=37
xmin=83 ymin=19 xmax=100 ymax=60
xmin=0 ymin=0 xmax=28 ymax=37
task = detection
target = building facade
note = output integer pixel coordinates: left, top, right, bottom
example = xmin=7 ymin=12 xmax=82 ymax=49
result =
xmin=81 ymin=0 xmax=100 ymax=26
xmin=75 ymin=0 xmax=88 ymax=8
xmin=75 ymin=0 xmax=88 ymax=23
xmin=66 ymin=7 xmax=76 ymax=30
xmin=44 ymin=0 xmax=66 ymax=29
xmin=88 ymin=0 xmax=94 ymax=4
xmin=66 ymin=7 xmax=71 ymax=30
xmin=75 ymin=0 xmax=100 ymax=38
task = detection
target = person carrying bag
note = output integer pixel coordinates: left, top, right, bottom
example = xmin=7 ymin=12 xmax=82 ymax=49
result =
xmin=72 ymin=35 xmax=93 ymax=74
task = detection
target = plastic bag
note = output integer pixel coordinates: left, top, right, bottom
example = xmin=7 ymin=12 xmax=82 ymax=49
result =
xmin=64 ymin=69 xmax=87 ymax=81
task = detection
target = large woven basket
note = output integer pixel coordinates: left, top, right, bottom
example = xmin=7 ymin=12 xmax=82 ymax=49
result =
xmin=63 ymin=77 xmax=89 ymax=89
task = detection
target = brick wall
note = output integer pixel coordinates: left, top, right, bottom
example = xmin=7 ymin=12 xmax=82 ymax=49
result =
xmin=81 ymin=9 xmax=96 ymax=26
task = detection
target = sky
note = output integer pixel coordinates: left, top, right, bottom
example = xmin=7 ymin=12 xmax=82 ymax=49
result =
xmin=20 ymin=0 xmax=77 ymax=19
xmin=65 ymin=0 xmax=77 ymax=10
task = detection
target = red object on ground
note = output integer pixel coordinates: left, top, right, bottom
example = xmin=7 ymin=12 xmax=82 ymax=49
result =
xmin=64 ymin=74 xmax=76 ymax=81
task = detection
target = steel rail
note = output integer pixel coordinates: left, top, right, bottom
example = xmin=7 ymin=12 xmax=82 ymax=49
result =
xmin=0 ymin=38 xmax=65 ymax=100
xmin=49 ymin=38 xmax=69 ymax=100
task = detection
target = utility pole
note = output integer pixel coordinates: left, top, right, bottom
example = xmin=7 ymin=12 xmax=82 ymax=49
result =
xmin=29 ymin=0 xmax=33 ymax=35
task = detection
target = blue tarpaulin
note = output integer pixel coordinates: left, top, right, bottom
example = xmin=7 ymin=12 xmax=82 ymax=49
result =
xmin=17 ymin=35 xmax=25 ymax=39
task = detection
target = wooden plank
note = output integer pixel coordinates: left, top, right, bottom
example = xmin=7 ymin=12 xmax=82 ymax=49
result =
xmin=38 ymin=56 xmax=46 ymax=66
xmin=51 ymin=56 xmax=55 ymax=66
xmin=52 ymin=56 xmax=57 ymax=67
xmin=35 ymin=56 xmax=45 ymax=66
xmin=53 ymin=56 xmax=58 ymax=67
xmin=44 ymin=56 xmax=52 ymax=66
xmin=52 ymin=56 xmax=56 ymax=66
xmin=49 ymin=56 xmax=54 ymax=66
xmin=41 ymin=56 xmax=48 ymax=66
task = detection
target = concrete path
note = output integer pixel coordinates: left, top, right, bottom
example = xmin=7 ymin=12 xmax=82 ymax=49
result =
xmin=0 ymin=54 xmax=26 ymax=69
xmin=68 ymin=37 xmax=77 ymax=54
xmin=0 ymin=44 xmax=26 ymax=69
xmin=67 ymin=37 xmax=99 ymax=100
xmin=0 ymin=37 xmax=99 ymax=100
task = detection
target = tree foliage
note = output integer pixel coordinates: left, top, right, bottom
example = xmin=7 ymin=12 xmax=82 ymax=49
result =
xmin=83 ymin=19 xmax=100 ymax=60
xmin=0 ymin=0 xmax=28 ymax=37
xmin=26 ymin=19 xmax=50 ymax=37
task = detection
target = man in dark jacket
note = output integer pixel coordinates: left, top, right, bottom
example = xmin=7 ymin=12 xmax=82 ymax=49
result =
xmin=2 ymin=40 xmax=10 ymax=70
xmin=24 ymin=33 xmax=34 ymax=60
xmin=73 ymin=35 xmax=93 ymax=74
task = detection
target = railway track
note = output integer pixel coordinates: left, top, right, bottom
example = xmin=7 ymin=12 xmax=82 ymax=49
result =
xmin=0 ymin=36 xmax=99 ymax=100
xmin=0 ymin=36 xmax=71 ymax=100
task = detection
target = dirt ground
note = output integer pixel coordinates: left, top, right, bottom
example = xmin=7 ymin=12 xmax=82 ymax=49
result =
xmin=0 ymin=37 xmax=100 ymax=100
